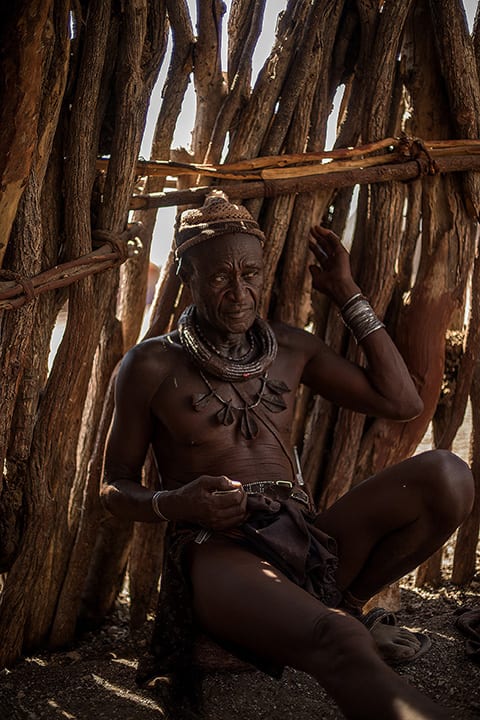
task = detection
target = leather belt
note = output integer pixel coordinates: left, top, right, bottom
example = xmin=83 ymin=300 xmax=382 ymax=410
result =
xmin=242 ymin=479 xmax=310 ymax=507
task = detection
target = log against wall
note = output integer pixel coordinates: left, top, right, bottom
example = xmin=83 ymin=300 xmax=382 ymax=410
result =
xmin=0 ymin=0 xmax=54 ymax=267
xmin=0 ymin=1 xmax=70 ymax=570
xmin=305 ymin=0 xmax=413 ymax=506
xmin=128 ymin=0 xmax=194 ymax=629
xmin=55 ymin=0 xmax=167 ymax=644
xmin=353 ymin=0 xmax=477 ymax=485
xmin=0 ymin=0 xmax=167 ymax=664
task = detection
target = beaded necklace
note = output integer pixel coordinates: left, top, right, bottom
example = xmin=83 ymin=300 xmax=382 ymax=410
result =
xmin=194 ymin=319 xmax=255 ymax=362
xmin=177 ymin=305 xmax=290 ymax=439
xmin=177 ymin=304 xmax=277 ymax=381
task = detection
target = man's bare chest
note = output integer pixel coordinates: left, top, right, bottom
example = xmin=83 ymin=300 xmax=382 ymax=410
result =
xmin=150 ymin=351 xmax=299 ymax=447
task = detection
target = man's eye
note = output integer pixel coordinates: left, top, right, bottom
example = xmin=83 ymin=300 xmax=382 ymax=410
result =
xmin=212 ymin=274 xmax=227 ymax=283
xmin=244 ymin=270 xmax=259 ymax=279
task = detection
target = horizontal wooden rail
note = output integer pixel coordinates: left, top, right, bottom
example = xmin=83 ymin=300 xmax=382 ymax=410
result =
xmin=129 ymin=153 xmax=480 ymax=210
xmin=0 ymin=224 xmax=143 ymax=310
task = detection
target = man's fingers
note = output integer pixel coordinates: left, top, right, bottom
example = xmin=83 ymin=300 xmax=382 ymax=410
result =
xmin=311 ymin=224 xmax=339 ymax=241
xmin=311 ymin=226 xmax=343 ymax=253
xmin=197 ymin=474 xmax=239 ymax=491
xmin=308 ymin=240 xmax=328 ymax=267
xmin=212 ymin=488 xmax=244 ymax=507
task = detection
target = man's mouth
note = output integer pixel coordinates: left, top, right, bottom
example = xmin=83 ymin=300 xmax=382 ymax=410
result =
xmin=224 ymin=308 xmax=253 ymax=318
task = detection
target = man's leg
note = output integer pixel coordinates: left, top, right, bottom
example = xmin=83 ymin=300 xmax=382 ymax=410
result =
xmin=315 ymin=450 xmax=474 ymax=599
xmin=314 ymin=449 xmax=474 ymax=661
xmin=190 ymin=537 xmax=450 ymax=720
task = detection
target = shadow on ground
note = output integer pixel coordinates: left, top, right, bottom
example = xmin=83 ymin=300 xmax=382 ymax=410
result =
xmin=1 ymin=586 xmax=479 ymax=720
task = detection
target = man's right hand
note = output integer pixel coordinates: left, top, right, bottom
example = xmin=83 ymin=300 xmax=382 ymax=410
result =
xmin=162 ymin=475 xmax=248 ymax=530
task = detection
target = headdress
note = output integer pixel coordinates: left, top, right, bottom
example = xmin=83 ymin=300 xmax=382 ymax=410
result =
xmin=175 ymin=190 xmax=265 ymax=261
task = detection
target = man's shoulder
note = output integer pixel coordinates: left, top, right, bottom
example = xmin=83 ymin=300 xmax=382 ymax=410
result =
xmin=120 ymin=331 xmax=183 ymax=377
xmin=271 ymin=319 xmax=320 ymax=352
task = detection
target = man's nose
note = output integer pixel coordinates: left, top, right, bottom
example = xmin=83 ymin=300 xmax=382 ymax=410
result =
xmin=228 ymin=275 xmax=248 ymax=301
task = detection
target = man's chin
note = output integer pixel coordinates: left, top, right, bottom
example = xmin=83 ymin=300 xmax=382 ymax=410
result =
xmin=222 ymin=313 xmax=256 ymax=333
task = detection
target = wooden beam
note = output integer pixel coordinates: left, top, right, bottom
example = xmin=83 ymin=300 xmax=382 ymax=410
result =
xmin=128 ymin=153 xmax=480 ymax=210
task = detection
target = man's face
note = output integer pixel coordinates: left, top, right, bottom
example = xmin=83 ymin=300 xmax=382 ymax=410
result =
xmin=183 ymin=233 xmax=264 ymax=335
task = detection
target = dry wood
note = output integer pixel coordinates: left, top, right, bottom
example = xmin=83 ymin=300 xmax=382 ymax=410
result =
xmin=317 ymin=0 xmax=448 ymax=522
xmin=474 ymin=3 xmax=480 ymax=78
xmin=452 ymin=358 xmax=480 ymax=584
xmin=69 ymin=0 xmax=169 ymax=636
xmin=429 ymin=0 xmax=480 ymax=217
xmin=0 ymin=0 xmax=54 ymax=267
xmin=130 ymin=0 xmax=193 ymax=345
xmin=258 ymin=0 xmax=347 ymax=315
xmin=0 ymin=0 xmax=71 ymax=577
xmin=146 ymin=249 xmax=182 ymax=337
xmin=191 ymin=0 xmax=227 ymax=163
xmin=118 ymin=2 xmax=169 ymax=351
xmin=361 ymin=0 xmax=415 ymax=142
xmin=203 ymin=0 xmax=266 ymax=164
xmin=0 ymin=0 xmax=168 ymax=665
xmin=127 ymin=1 xmax=190 ymax=621
xmin=128 ymin=153 xmax=480 ymax=210
xmin=261 ymin=0 xmax=341 ymax=157
xmin=276 ymin=0 xmax=347 ymax=326
xmin=0 ymin=226 xmax=143 ymax=309
xmin=23 ymin=0 xmax=120 ymax=651
xmin=228 ymin=0 xmax=264 ymax=83
xmin=416 ymin=548 xmax=443 ymax=587
xmin=334 ymin=1 xmax=376 ymax=148
xmin=4 ymin=148 xmax=479 ymax=313
xmin=226 ymin=0 xmax=311 ymax=162
xmin=97 ymin=138 xmax=480 ymax=179
xmin=436 ymin=249 xmax=480 ymax=450
xmin=160 ymin=0 xmax=195 ymax=154
xmin=129 ymin=449 xmax=166 ymax=630
xmin=49 ymin=319 xmax=124 ymax=646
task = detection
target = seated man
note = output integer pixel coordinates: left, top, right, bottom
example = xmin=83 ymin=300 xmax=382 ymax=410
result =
xmin=101 ymin=191 xmax=474 ymax=720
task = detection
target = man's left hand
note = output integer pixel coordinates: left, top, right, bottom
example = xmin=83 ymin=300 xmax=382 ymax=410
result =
xmin=308 ymin=225 xmax=360 ymax=306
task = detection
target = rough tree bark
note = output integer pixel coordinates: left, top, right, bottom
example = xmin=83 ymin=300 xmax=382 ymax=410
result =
xmin=128 ymin=0 xmax=195 ymax=628
xmin=0 ymin=0 xmax=54 ymax=266
xmin=0 ymin=0 xmax=167 ymax=664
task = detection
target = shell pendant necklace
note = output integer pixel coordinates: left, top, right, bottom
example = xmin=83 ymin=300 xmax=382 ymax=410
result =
xmin=193 ymin=369 xmax=290 ymax=440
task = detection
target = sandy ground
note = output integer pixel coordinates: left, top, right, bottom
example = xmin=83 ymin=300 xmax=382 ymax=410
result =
xmin=1 ymin=577 xmax=479 ymax=720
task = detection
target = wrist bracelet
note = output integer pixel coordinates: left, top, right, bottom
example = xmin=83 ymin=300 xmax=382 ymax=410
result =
xmin=340 ymin=292 xmax=363 ymax=313
xmin=152 ymin=490 xmax=169 ymax=521
xmin=340 ymin=294 xmax=385 ymax=343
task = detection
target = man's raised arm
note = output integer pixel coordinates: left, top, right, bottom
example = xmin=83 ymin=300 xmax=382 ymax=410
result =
xmin=301 ymin=225 xmax=423 ymax=420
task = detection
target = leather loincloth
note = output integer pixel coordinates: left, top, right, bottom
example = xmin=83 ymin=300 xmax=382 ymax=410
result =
xmin=136 ymin=492 xmax=342 ymax=714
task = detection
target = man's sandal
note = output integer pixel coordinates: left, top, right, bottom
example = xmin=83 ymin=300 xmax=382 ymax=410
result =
xmin=362 ymin=607 xmax=432 ymax=666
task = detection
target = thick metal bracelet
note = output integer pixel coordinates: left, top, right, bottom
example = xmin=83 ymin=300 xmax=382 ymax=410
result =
xmin=340 ymin=292 xmax=363 ymax=313
xmin=341 ymin=296 xmax=385 ymax=343
xmin=151 ymin=490 xmax=169 ymax=521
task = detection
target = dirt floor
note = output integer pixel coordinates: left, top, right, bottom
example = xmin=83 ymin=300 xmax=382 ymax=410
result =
xmin=1 ymin=414 xmax=479 ymax=719
xmin=1 ymin=576 xmax=479 ymax=719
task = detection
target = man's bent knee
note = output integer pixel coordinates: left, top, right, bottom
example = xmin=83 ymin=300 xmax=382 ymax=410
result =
xmin=420 ymin=449 xmax=474 ymax=528
xmin=295 ymin=609 xmax=377 ymax=679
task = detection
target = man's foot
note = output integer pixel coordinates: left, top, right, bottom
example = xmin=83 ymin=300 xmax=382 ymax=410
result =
xmin=363 ymin=608 xmax=432 ymax=665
